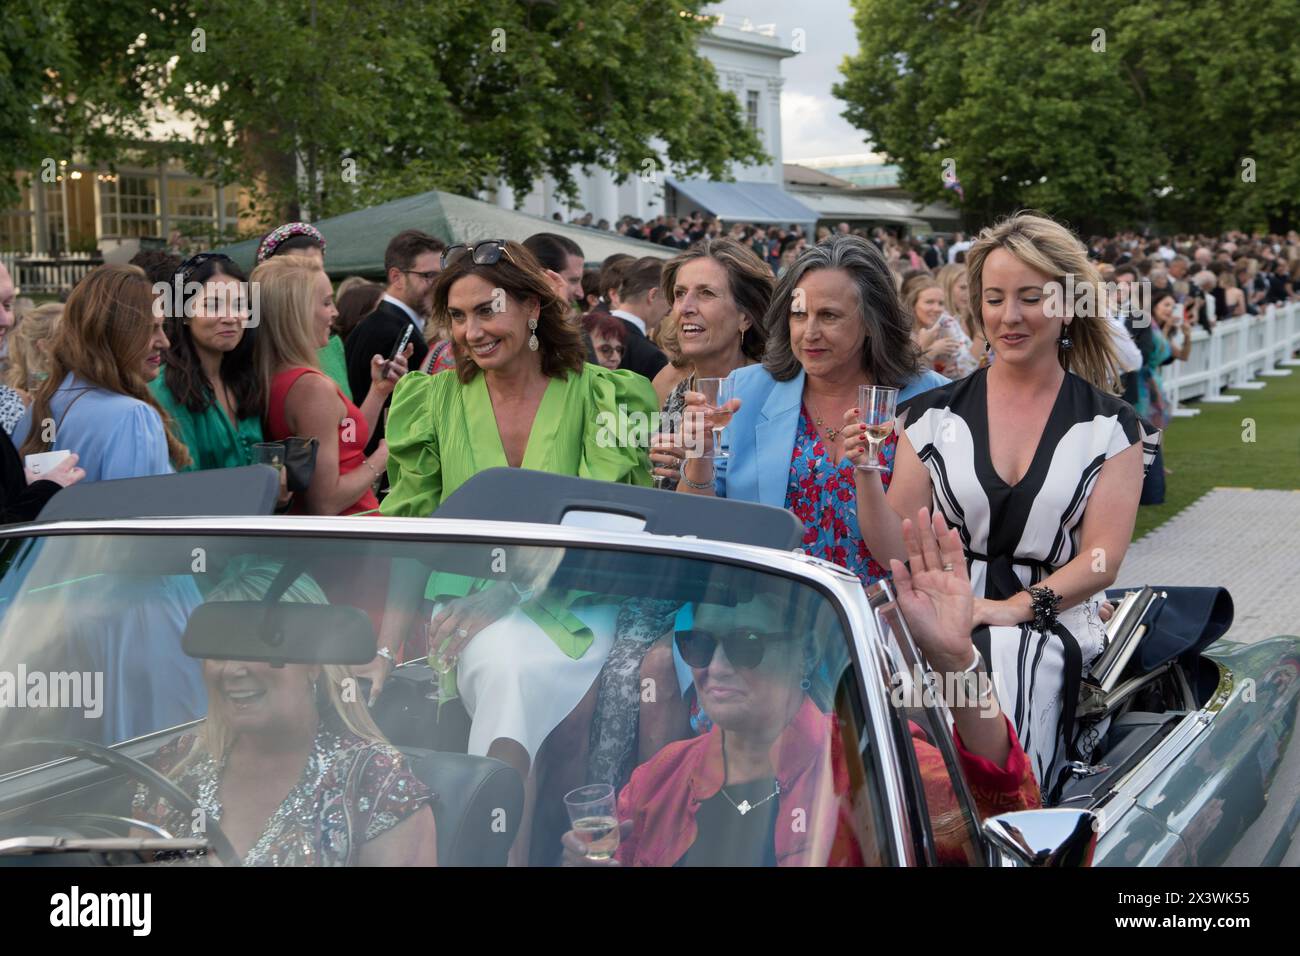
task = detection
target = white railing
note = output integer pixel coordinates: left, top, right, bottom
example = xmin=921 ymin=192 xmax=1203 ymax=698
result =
xmin=1 ymin=253 xmax=103 ymax=297
xmin=1164 ymin=301 xmax=1300 ymax=415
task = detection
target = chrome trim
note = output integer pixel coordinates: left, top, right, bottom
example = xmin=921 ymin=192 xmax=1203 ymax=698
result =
xmin=1090 ymin=710 xmax=1206 ymax=836
xmin=830 ymin=575 xmax=920 ymax=866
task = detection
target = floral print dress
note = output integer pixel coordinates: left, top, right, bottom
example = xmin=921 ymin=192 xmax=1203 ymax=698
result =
xmin=784 ymin=406 xmax=897 ymax=586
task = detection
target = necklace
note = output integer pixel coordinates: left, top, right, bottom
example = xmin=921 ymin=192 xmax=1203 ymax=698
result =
xmin=806 ymin=399 xmax=850 ymax=444
xmin=719 ymin=731 xmax=780 ymax=816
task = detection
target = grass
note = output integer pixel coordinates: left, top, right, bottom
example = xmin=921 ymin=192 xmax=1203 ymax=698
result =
xmin=1133 ymin=364 xmax=1300 ymax=540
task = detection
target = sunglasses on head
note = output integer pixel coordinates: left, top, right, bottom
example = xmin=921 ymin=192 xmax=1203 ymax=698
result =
xmin=674 ymin=628 xmax=783 ymax=670
xmin=441 ymin=239 xmax=515 ymax=271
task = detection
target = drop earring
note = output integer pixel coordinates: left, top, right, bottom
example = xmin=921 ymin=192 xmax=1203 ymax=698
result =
xmin=528 ymin=316 xmax=539 ymax=351
xmin=1058 ymin=324 xmax=1073 ymax=350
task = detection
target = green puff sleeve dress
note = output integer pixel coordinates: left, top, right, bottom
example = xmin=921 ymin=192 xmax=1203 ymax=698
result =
xmin=380 ymin=362 xmax=655 ymax=517
xmin=379 ymin=362 xmax=657 ymax=719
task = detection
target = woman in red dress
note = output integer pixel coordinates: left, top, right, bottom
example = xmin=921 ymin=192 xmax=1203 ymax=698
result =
xmin=252 ymin=255 xmax=409 ymax=516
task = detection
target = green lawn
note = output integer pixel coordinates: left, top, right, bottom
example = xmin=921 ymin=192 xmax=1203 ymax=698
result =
xmin=1133 ymin=365 xmax=1300 ymax=540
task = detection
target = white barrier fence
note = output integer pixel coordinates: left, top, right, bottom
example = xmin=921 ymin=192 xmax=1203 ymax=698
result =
xmin=1164 ymin=300 xmax=1300 ymax=416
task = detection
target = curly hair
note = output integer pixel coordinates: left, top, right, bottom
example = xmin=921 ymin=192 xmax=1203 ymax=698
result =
xmin=431 ymin=241 xmax=586 ymax=383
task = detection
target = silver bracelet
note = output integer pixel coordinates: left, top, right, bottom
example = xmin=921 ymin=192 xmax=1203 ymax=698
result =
xmin=679 ymin=463 xmax=715 ymax=491
xmin=376 ymin=645 xmax=396 ymax=666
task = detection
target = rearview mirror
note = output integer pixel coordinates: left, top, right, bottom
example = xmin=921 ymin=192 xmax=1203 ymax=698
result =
xmin=182 ymin=601 xmax=377 ymax=666
xmin=982 ymin=809 xmax=1097 ymax=867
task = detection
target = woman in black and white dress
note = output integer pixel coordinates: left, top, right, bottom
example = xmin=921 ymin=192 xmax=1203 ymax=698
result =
xmin=851 ymin=213 xmax=1155 ymax=798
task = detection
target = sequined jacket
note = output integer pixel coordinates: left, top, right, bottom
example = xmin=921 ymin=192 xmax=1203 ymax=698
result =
xmin=134 ymin=727 xmax=432 ymax=866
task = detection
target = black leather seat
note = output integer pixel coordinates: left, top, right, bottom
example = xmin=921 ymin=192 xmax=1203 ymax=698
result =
xmin=398 ymin=748 xmax=523 ymax=866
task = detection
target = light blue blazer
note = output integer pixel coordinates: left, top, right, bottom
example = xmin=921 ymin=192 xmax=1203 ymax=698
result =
xmin=713 ymin=364 xmax=950 ymax=507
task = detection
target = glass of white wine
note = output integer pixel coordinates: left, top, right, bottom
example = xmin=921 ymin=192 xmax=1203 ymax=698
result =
xmin=695 ymin=376 xmax=734 ymax=459
xmin=563 ymin=784 xmax=620 ymax=861
xmin=856 ymin=385 xmax=899 ymax=473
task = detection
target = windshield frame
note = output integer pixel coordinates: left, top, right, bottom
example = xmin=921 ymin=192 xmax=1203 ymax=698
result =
xmin=0 ymin=514 xmax=924 ymax=865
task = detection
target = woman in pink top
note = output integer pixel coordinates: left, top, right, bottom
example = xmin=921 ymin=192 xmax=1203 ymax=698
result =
xmin=253 ymin=255 xmax=409 ymax=515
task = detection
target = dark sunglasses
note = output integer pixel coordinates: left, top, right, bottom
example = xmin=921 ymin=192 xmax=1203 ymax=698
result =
xmin=674 ymin=628 xmax=783 ymax=670
xmin=441 ymin=239 xmax=515 ymax=271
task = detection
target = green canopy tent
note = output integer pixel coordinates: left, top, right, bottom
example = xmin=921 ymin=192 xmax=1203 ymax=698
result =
xmin=216 ymin=188 xmax=673 ymax=278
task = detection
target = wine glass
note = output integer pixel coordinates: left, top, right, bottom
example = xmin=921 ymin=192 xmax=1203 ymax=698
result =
xmin=695 ymin=377 xmax=734 ymax=459
xmin=856 ymin=385 xmax=899 ymax=473
xmin=564 ymin=784 xmax=620 ymax=861
xmin=424 ymin=605 xmax=459 ymax=703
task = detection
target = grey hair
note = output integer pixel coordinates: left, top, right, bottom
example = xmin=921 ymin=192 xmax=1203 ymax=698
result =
xmin=762 ymin=235 xmax=923 ymax=385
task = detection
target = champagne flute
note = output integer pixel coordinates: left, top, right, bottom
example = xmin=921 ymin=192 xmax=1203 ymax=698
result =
xmin=695 ymin=377 xmax=733 ymax=459
xmin=424 ymin=605 xmax=458 ymax=703
xmin=564 ymin=784 xmax=620 ymax=861
xmin=856 ymin=385 xmax=899 ymax=473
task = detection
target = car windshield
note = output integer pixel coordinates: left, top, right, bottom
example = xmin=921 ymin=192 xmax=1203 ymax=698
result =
xmin=0 ymin=528 xmax=889 ymax=867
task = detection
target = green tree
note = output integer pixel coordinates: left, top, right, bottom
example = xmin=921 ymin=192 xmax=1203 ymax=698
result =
xmin=835 ymin=0 xmax=1300 ymax=233
xmin=129 ymin=0 xmax=766 ymax=224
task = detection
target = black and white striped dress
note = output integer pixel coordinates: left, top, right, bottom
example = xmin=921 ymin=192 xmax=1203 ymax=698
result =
xmin=901 ymin=367 xmax=1156 ymax=796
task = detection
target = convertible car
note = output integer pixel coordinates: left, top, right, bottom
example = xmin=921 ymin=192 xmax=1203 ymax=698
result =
xmin=0 ymin=467 xmax=1295 ymax=867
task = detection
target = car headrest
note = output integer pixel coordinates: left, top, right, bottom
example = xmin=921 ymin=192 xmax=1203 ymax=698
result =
xmin=398 ymin=748 xmax=524 ymax=867
xmin=437 ymin=468 xmax=804 ymax=551
xmin=1106 ymin=585 xmax=1234 ymax=675
xmin=36 ymin=465 xmax=280 ymax=522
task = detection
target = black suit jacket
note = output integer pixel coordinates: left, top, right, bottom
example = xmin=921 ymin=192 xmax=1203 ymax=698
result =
xmin=615 ymin=318 xmax=668 ymax=381
xmin=344 ymin=299 xmax=429 ymax=454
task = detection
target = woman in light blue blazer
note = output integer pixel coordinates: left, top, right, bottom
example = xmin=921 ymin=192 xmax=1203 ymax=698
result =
xmin=678 ymin=236 xmax=948 ymax=586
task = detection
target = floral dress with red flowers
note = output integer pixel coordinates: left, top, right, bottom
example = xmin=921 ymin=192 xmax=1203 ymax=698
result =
xmin=784 ymin=405 xmax=897 ymax=586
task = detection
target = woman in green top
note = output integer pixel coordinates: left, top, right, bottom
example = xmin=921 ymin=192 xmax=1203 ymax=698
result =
xmin=150 ymin=253 xmax=264 ymax=471
xmin=369 ymin=241 xmax=654 ymax=850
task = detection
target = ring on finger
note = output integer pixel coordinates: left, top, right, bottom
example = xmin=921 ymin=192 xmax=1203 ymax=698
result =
xmin=942 ymin=563 xmax=954 ymax=572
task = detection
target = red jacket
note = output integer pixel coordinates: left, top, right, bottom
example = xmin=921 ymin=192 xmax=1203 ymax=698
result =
xmin=614 ymin=697 xmax=1040 ymax=866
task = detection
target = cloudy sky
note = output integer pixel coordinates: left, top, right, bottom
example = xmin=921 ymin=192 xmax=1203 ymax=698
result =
xmin=708 ymin=0 xmax=869 ymax=161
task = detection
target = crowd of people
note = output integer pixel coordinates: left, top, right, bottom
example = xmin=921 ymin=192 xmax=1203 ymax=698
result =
xmin=0 ymin=210 xmax=1297 ymax=864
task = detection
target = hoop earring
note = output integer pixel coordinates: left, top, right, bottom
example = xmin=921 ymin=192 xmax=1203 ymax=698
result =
xmin=528 ymin=316 xmax=539 ymax=352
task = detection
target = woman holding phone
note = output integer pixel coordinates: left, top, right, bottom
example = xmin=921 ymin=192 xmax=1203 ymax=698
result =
xmin=252 ymin=255 xmax=409 ymax=516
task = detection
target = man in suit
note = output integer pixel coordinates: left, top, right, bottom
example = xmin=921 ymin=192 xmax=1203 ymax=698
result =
xmin=345 ymin=229 xmax=445 ymax=454
xmin=611 ymin=256 xmax=670 ymax=381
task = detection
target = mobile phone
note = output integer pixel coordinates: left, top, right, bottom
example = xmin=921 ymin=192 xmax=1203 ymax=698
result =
xmin=25 ymin=449 xmax=72 ymax=477
xmin=385 ymin=323 xmax=415 ymax=372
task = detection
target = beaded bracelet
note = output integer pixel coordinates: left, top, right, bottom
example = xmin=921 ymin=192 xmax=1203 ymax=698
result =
xmin=1027 ymin=585 xmax=1062 ymax=632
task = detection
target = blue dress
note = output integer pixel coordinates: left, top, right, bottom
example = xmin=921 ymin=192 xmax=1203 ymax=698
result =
xmin=7 ymin=373 xmax=204 ymax=744
xmin=12 ymin=373 xmax=173 ymax=482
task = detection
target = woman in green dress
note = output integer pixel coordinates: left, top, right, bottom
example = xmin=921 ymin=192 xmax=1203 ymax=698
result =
xmin=150 ymin=253 xmax=264 ymax=471
xmin=368 ymin=242 xmax=654 ymax=853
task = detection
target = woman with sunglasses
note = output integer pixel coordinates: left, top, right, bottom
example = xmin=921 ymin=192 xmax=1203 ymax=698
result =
xmin=149 ymin=253 xmax=265 ymax=471
xmin=561 ymin=509 xmax=1039 ymax=867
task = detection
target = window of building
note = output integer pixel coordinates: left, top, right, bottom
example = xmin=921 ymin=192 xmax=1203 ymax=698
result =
xmin=99 ymin=174 xmax=160 ymax=239
xmin=746 ymin=89 xmax=761 ymax=130
xmin=167 ymin=177 xmax=217 ymax=238
xmin=0 ymin=184 xmax=34 ymax=253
